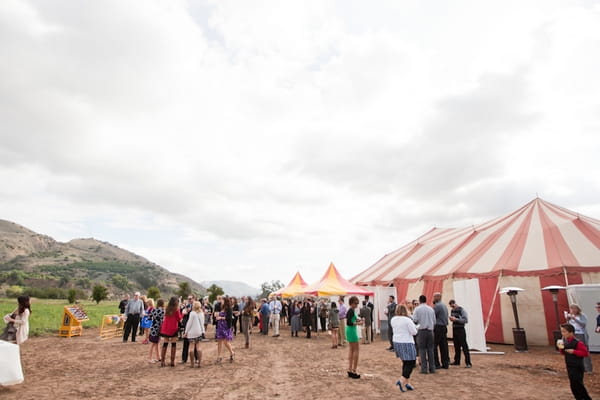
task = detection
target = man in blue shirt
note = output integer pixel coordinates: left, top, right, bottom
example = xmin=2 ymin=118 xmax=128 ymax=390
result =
xmin=259 ymin=299 xmax=270 ymax=335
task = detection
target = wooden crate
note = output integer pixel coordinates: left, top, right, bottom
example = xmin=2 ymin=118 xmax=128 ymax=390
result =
xmin=99 ymin=315 xmax=124 ymax=340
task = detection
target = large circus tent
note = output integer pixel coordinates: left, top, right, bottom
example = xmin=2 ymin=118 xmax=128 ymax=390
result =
xmin=352 ymin=198 xmax=600 ymax=345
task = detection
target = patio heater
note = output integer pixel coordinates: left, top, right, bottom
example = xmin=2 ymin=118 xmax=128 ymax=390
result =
xmin=541 ymin=285 xmax=565 ymax=350
xmin=500 ymin=287 xmax=528 ymax=352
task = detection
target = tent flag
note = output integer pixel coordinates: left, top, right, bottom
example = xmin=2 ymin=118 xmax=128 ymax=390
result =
xmin=304 ymin=263 xmax=374 ymax=297
xmin=272 ymin=272 xmax=309 ymax=298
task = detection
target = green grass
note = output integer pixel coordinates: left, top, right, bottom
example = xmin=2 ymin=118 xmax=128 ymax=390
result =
xmin=0 ymin=298 xmax=120 ymax=336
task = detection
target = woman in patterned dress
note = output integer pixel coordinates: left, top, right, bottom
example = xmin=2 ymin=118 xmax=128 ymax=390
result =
xmin=391 ymin=304 xmax=418 ymax=392
xmin=215 ymin=296 xmax=235 ymax=363
xmin=148 ymin=298 xmax=164 ymax=363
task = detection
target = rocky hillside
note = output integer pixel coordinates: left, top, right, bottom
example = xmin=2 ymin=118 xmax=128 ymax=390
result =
xmin=0 ymin=219 xmax=204 ymax=298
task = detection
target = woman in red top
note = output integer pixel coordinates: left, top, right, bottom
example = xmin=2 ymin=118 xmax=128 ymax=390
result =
xmin=160 ymin=297 xmax=182 ymax=367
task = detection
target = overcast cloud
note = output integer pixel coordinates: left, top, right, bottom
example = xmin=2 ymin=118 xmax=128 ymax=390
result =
xmin=1 ymin=0 xmax=599 ymax=287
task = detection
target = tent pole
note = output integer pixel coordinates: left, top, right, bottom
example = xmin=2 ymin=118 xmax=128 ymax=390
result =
xmin=563 ymin=267 xmax=570 ymax=287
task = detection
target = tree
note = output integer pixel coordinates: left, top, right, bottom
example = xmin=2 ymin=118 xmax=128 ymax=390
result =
xmin=207 ymin=284 xmax=224 ymax=304
xmin=147 ymin=286 xmax=161 ymax=300
xmin=111 ymin=274 xmax=130 ymax=291
xmin=176 ymin=281 xmax=192 ymax=299
xmin=258 ymin=280 xmax=284 ymax=300
xmin=67 ymin=289 xmax=77 ymax=304
xmin=91 ymin=284 xmax=108 ymax=304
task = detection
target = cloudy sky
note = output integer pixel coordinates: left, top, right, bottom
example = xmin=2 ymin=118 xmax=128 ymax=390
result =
xmin=1 ymin=0 xmax=599 ymax=288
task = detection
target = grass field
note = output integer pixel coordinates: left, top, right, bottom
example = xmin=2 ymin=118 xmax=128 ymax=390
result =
xmin=0 ymin=298 xmax=120 ymax=336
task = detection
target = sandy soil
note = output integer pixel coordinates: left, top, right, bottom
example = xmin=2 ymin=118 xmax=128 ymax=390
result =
xmin=1 ymin=325 xmax=599 ymax=400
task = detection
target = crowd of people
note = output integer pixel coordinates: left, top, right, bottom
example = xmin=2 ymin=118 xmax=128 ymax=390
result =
xmin=114 ymin=291 xmax=597 ymax=398
xmin=1 ymin=289 xmax=597 ymax=398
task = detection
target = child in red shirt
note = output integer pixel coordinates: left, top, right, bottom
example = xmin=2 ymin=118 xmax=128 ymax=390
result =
xmin=559 ymin=323 xmax=591 ymax=400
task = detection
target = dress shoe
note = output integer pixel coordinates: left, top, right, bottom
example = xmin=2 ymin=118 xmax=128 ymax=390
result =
xmin=395 ymin=380 xmax=405 ymax=392
xmin=450 ymin=362 xmax=460 ymax=366
xmin=466 ymin=364 xmax=472 ymax=368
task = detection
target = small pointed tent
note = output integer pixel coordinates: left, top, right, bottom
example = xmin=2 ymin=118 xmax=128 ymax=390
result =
xmin=304 ymin=263 xmax=374 ymax=297
xmin=272 ymin=272 xmax=309 ymax=298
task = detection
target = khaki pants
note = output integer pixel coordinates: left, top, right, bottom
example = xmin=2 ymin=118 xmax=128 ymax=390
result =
xmin=338 ymin=318 xmax=347 ymax=345
xmin=271 ymin=313 xmax=280 ymax=335
xmin=361 ymin=324 xmax=372 ymax=343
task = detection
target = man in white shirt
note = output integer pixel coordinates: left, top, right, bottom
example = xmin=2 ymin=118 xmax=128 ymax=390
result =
xmin=269 ymin=296 xmax=282 ymax=337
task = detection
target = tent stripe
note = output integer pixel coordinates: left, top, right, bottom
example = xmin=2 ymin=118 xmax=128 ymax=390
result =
xmin=492 ymin=203 xmax=535 ymax=271
xmin=538 ymin=203 xmax=579 ymax=267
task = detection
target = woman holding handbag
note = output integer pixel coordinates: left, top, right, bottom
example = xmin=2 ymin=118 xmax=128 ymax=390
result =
xmin=3 ymin=296 xmax=31 ymax=345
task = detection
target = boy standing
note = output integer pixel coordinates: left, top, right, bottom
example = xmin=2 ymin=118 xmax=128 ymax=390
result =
xmin=559 ymin=323 xmax=592 ymax=400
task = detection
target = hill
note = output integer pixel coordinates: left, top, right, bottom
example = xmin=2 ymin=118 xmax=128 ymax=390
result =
xmin=0 ymin=219 xmax=204 ymax=299
xmin=201 ymin=280 xmax=259 ymax=298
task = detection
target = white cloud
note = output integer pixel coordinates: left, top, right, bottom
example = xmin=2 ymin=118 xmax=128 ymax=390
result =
xmin=1 ymin=0 xmax=599 ymax=287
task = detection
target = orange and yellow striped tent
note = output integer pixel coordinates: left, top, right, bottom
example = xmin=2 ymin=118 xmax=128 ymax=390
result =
xmin=271 ymin=272 xmax=309 ymax=298
xmin=304 ymin=263 xmax=374 ymax=297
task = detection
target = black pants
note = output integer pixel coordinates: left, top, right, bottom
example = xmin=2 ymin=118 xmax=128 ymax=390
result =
xmin=434 ymin=325 xmax=450 ymax=368
xmin=123 ymin=314 xmax=140 ymax=342
xmin=261 ymin=315 xmax=269 ymax=335
xmin=305 ymin=324 xmax=311 ymax=338
xmin=402 ymin=360 xmax=416 ymax=379
xmin=320 ymin=317 xmax=327 ymax=332
xmin=568 ymin=365 xmax=592 ymax=400
xmin=452 ymin=327 xmax=471 ymax=366
xmin=388 ymin=322 xmax=394 ymax=347
xmin=416 ymin=329 xmax=435 ymax=373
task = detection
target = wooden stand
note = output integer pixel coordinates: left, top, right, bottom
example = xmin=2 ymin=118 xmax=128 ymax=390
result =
xmin=58 ymin=306 xmax=89 ymax=338
xmin=99 ymin=315 xmax=124 ymax=340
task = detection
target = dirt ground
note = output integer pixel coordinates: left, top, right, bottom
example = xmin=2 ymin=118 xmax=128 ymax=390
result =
xmin=1 ymin=324 xmax=599 ymax=400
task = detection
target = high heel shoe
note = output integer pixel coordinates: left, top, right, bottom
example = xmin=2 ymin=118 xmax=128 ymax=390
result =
xmin=215 ymin=357 xmax=222 ymax=364
xmin=396 ymin=380 xmax=405 ymax=392
xmin=405 ymin=383 xmax=414 ymax=391
xmin=229 ymin=353 xmax=235 ymax=363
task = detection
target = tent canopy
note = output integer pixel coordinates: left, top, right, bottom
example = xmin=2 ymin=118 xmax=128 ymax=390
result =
xmin=272 ymin=272 xmax=309 ymax=298
xmin=304 ymin=263 xmax=374 ymax=297
xmin=353 ymin=198 xmax=600 ymax=285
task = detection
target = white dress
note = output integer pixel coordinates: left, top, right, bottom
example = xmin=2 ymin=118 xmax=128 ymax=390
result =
xmin=11 ymin=309 xmax=30 ymax=345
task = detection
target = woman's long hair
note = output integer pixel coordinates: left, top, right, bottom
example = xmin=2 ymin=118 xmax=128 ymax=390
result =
xmin=223 ymin=296 xmax=232 ymax=313
xmin=165 ymin=296 xmax=179 ymax=316
xmin=18 ymin=295 xmax=31 ymax=315
xmin=243 ymin=298 xmax=255 ymax=314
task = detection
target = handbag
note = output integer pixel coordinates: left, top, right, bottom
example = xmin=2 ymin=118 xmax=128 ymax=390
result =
xmin=140 ymin=315 xmax=152 ymax=329
xmin=1 ymin=313 xmax=17 ymax=342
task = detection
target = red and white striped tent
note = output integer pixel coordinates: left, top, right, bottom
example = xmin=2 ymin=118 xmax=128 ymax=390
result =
xmin=352 ymin=198 xmax=600 ymax=345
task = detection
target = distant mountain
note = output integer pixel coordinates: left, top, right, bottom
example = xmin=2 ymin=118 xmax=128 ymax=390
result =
xmin=201 ymin=280 xmax=259 ymax=298
xmin=0 ymin=219 xmax=204 ymax=298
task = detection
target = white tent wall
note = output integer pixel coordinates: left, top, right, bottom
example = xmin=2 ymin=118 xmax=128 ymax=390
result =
xmin=566 ymin=284 xmax=600 ymax=352
xmin=405 ymin=280 xmax=425 ymax=305
xmin=453 ymin=279 xmax=487 ymax=352
xmin=368 ymin=286 xmax=396 ymax=338
xmin=497 ymin=275 xmax=547 ymax=345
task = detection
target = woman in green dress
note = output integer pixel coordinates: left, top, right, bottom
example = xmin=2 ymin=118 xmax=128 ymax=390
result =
xmin=346 ymin=296 xmax=363 ymax=378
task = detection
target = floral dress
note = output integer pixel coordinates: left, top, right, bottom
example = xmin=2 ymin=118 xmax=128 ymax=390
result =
xmin=216 ymin=311 xmax=233 ymax=341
